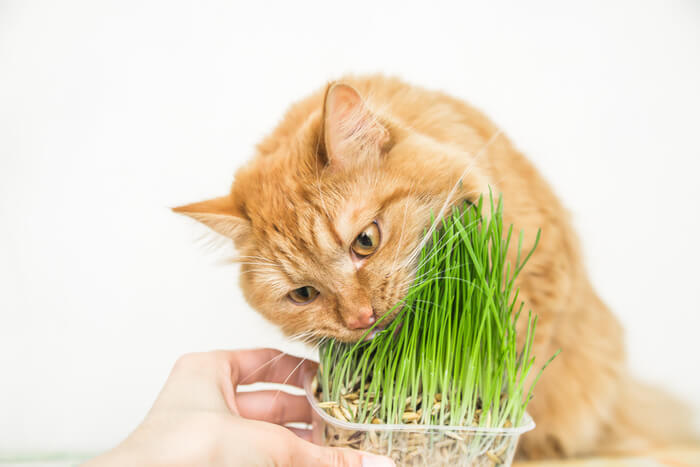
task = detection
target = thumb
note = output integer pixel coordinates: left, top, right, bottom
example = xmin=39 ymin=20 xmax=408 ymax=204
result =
xmin=290 ymin=438 xmax=395 ymax=467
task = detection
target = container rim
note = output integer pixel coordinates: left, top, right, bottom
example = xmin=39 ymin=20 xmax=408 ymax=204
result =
xmin=304 ymin=366 xmax=536 ymax=435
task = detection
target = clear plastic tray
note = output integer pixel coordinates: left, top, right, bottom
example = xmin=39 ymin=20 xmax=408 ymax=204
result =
xmin=304 ymin=368 xmax=534 ymax=466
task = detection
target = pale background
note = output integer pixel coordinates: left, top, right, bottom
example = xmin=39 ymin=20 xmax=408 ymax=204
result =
xmin=1 ymin=0 xmax=698 ymax=455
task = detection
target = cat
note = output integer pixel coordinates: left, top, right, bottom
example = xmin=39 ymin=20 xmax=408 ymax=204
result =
xmin=174 ymin=75 xmax=694 ymax=459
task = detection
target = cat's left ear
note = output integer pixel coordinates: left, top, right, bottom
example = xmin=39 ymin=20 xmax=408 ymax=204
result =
xmin=322 ymin=83 xmax=390 ymax=169
xmin=172 ymin=195 xmax=251 ymax=244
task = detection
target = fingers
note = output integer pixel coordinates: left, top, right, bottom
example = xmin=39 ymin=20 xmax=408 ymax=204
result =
xmin=287 ymin=427 xmax=312 ymax=441
xmin=289 ymin=440 xmax=395 ymax=467
xmin=223 ymin=348 xmax=317 ymax=388
xmin=240 ymin=418 xmax=394 ymax=467
xmin=236 ymin=390 xmax=311 ymax=424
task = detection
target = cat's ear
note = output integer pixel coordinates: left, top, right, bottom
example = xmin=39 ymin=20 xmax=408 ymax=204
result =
xmin=172 ymin=195 xmax=250 ymax=243
xmin=322 ymin=83 xmax=390 ymax=168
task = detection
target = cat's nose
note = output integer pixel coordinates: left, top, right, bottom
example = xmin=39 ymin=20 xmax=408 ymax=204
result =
xmin=347 ymin=306 xmax=376 ymax=330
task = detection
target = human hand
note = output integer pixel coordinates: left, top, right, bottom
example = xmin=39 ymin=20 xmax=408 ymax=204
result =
xmin=85 ymin=349 xmax=394 ymax=467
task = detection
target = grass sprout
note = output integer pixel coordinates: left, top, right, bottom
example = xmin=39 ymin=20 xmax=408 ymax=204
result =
xmin=317 ymin=194 xmax=558 ymax=428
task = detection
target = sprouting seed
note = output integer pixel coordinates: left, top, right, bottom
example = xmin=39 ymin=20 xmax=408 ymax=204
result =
xmin=486 ymin=451 xmax=502 ymax=463
xmin=318 ymin=401 xmax=339 ymax=409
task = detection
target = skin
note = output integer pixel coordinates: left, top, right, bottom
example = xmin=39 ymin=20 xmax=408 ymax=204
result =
xmin=85 ymin=349 xmax=394 ymax=467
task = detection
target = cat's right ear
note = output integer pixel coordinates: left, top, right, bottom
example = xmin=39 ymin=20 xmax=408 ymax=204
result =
xmin=172 ymin=195 xmax=251 ymax=244
xmin=321 ymin=82 xmax=390 ymax=169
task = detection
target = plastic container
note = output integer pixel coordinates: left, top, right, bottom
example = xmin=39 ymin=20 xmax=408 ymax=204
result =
xmin=304 ymin=369 xmax=535 ymax=467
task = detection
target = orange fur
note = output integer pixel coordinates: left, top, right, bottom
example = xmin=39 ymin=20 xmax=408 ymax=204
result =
xmin=174 ymin=75 xmax=695 ymax=458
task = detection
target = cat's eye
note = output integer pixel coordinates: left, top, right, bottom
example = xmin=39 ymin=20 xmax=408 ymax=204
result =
xmin=351 ymin=221 xmax=381 ymax=258
xmin=288 ymin=286 xmax=319 ymax=305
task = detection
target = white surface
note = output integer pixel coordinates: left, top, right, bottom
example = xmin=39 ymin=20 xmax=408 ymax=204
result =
xmin=1 ymin=0 xmax=698 ymax=453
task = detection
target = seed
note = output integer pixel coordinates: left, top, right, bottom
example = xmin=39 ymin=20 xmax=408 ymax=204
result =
xmin=407 ymin=434 xmax=427 ymax=447
xmin=402 ymin=411 xmax=419 ymax=422
xmin=405 ymin=449 xmax=422 ymax=462
xmin=435 ymin=439 xmax=454 ymax=449
xmin=434 ymin=393 xmax=442 ymax=402
xmin=495 ymin=443 xmax=508 ymax=456
xmin=404 ymin=395 xmax=422 ymax=407
xmin=486 ymin=451 xmax=502 ymax=463
xmin=331 ymin=406 xmax=346 ymax=421
xmin=318 ymin=401 xmax=339 ymax=409
xmin=340 ymin=406 xmax=353 ymax=421
xmin=368 ymin=430 xmax=378 ymax=445
xmin=371 ymin=417 xmax=382 ymax=424
xmin=343 ymin=392 xmax=359 ymax=401
xmin=348 ymin=402 xmax=358 ymax=418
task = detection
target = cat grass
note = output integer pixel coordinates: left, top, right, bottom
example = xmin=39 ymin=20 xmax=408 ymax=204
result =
xmin=312 ymin=195 xmax=557 ymax=464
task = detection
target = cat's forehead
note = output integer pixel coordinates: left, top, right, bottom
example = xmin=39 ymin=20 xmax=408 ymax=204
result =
xmin=244 ymin=182 xmax=378 ymax=272
xmin=250 ymin=184 xmax=367 ymax=248
xmin=248 ymin=206 xmax=355 ymax=286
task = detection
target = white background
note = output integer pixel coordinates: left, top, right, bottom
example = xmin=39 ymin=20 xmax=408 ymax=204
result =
xmin=1 ymin=0 xmax=698 ymax=454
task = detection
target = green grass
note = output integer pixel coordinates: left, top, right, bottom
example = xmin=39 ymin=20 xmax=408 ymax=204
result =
xmin=317 ymin=195 xmax=558 ymax=428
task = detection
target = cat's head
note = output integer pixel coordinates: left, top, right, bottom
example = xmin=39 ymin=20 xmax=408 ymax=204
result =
xmin=174 ymin=81 xmax=487 ymax=342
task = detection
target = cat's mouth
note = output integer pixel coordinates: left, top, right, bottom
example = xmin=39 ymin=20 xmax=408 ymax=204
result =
xmin=363 ymin=325 xmax=386 ymax=341
xmin=338 ymin=304 xmax=406 ymax=343
xmin=362 ymin=320 xmax=403 ymax=342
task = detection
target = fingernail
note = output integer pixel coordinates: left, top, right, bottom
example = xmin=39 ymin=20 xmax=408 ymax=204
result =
xmin=362 ymin=453 xmax=395 ymax=467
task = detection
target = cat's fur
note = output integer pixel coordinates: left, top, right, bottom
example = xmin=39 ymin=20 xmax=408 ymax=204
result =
xmin=174 ymin=75 xmax=694 ymax=458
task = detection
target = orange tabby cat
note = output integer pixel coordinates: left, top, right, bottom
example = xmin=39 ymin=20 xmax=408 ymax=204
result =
xmin=174 ymin=75 xmax=693 ymax=458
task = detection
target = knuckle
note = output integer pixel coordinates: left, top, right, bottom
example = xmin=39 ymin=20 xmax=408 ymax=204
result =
xmin=173 ymin=352 xmax=201 ymax=368
xmin=271 ymin=399 xmax=286 ymax=425
xmin=268 ymin=427 xmax=298 ymax=466
xmin=174 ymin=351 xmax=230 ymax=375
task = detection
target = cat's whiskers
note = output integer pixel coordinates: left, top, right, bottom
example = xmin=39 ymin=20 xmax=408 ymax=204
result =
xmin=288 ymin=329 xmax=324 ymax=346
xmin=408 ymin=261 xmax=472 ymax=286
xmin=239 ymin=350 xmax=290 ymax=385
xmin=235 ymin=264 xmax=280 ymax=272
xmin=237 ymin=268 xmax=284 ymax=280
xmin=393 ymin=172 xmax=515 ymax=289
xmin=394 ymin=131 xmax=503 ymax=273
xmin=393 ymin=189 xmax=485 ymax=275
xmin=388 ymin=185 xmax=417 ymax=277
xmin=259 ymin=338 xmax=330 ymax=422
xmin=410 ymin=298 xmax=442 ymax=309
xmin=387 ymin=195 xmax=469 ymax=277
xmin=232 ymin=255 xmax=277 ymax=264
xmin=396 ymin=219 xmax=478 ymax=280
xmin=396 ymin=264 xmax=486 ymax=293
xmin=235 ymin=262 xmax=281 ymax=270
